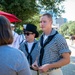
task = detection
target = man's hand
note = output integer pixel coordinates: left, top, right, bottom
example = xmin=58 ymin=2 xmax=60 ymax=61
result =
xmin=32 ymin=61 xmax=38 ymax=71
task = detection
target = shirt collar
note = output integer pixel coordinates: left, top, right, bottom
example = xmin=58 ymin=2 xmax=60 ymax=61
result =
xmin=42 ymin=28 xmax=57 ymax=36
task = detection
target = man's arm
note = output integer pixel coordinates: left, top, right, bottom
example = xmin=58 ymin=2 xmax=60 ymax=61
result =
xmin=39 ymin=52 xmax=70 ymax=72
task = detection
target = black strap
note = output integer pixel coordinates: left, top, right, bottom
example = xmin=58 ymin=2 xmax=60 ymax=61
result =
xmin=19 ymin=39 xmax=25 ymax=45
xmin=25 ymin=42 xmax=37 ymax=65
xmin=39 ymin=31 xmax=58 ymax=66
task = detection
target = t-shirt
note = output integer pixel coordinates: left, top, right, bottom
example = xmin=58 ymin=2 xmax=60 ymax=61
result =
xmin=0 ymin=45 xmax=31 ymax=75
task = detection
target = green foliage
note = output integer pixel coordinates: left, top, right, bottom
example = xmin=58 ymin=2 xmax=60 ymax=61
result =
xmin=0 ymin=0 xmax=66 ymax=34
xmin=0 ymin=0 xmax=65 ymax=23
xmin=68 ymin=22 xmax=75 ymax=35
xmin=39 ymin=29 xmax=43 ymax=36
xmin=59 ymin=21 xmax=75 ymax=36
xmin=38 ymin=0 xmax=65 ymax=16
xmin=0 ymin=0 xmax=39 ymax=23
xmin=64 ymin=35 xmax=69 ymax=39
xmin=15 ymin=25 xmax=23 ymax=34
xmin=59 ymin=23 xmax=68 ymax=35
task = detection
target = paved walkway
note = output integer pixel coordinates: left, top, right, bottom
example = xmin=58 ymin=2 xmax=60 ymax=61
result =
xmin=61 ymin=39 xmax=75 ymax=75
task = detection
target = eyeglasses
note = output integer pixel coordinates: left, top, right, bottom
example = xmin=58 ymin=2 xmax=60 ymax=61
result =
xmin=24 ymin=32 xmax=33 ymax=36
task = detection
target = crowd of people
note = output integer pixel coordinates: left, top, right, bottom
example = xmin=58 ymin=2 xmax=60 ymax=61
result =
xmin=0 ymin=13 xmax=71 ymax=75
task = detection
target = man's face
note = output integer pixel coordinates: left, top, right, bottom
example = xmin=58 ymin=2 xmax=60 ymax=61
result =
xmin=24 ymin=31 xmax=35 ymax=42
xmin=40 ymin=15 xmax=52 ymax=32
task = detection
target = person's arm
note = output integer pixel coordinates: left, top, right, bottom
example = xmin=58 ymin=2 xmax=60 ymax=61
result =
xmin=39 ymin=52 xmax=70 ymax=73
xmin=51 ymin=52 xmax=70 ymax=67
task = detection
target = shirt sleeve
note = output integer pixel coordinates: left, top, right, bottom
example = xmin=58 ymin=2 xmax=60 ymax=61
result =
xmin=56 ymin=34 xmax=71 ymax=55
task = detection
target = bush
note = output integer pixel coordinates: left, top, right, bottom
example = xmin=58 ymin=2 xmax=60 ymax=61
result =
xmin=64 ymin=35 xmax=69 ymax=39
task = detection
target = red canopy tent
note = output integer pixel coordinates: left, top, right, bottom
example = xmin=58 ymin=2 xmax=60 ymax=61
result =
xmin=0 ymin=11 xmax=22 ymax=23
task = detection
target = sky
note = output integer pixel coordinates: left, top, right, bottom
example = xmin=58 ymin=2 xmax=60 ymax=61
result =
xmin=61 ymin=0 xmax=75 ymax=21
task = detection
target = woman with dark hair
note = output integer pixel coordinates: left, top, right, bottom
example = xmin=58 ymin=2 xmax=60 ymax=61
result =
xmin=0 ymin=15 xmax=31 ymax=75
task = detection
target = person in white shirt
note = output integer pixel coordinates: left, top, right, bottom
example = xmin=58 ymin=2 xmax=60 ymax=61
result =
xmin=19 ymin=24 xmax=39 ymax=75
xmin=19 ymin=24 xmax=26 ymax=45
xmin=9 ymin=23 xmax=19 ymax=49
